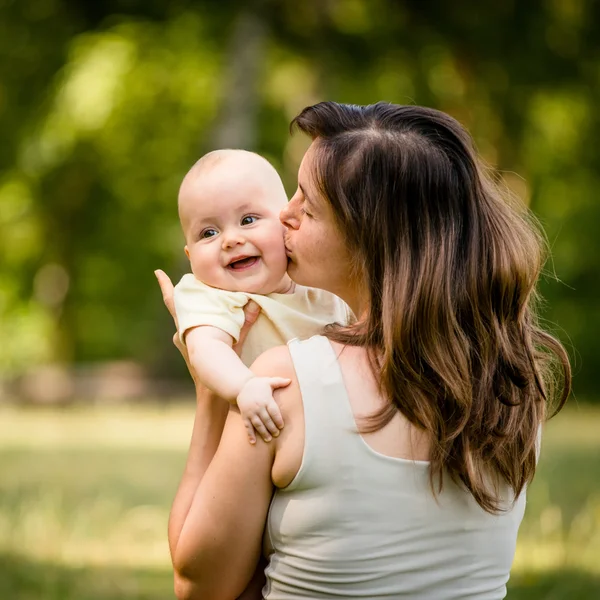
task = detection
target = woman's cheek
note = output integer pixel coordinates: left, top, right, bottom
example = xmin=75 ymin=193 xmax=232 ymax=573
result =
xmin=305 ymin=227 xmax=322 ymax=261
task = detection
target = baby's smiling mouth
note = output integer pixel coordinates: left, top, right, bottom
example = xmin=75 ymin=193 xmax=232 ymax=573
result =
xmin=227 ymin=255 xmax=260 ymax=270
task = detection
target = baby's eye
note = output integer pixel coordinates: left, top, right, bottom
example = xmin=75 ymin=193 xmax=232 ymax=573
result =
xmin=201 ymin=228 xmax=218 ymax=239
xmin=241 ymin=215 xmax=258 ymax=226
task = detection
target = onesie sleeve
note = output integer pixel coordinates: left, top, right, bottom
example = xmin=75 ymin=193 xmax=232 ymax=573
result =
xmin=173 ymin=274 xmax=248 ymax=344
xmin=339 ymin=297 xmax=356 ymax=325
xmin=328 ymin=292 xmax=354 ymax=326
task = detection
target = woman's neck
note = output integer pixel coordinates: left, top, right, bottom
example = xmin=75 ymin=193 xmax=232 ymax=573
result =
xmin=340 ymin=287 xmax=368 ymax=319
xmin=271 ymin=275 xmax=296 ymax=294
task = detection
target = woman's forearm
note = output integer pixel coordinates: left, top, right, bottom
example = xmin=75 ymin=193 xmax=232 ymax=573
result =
xmin=168 ymin=384 xmax=229 ymax=560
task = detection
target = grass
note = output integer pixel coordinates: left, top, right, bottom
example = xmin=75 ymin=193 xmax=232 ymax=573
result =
xmin=0 ymin=402 xmax=599 ymax=599
xmin=507 ymin=405 xmax=600 ymax=598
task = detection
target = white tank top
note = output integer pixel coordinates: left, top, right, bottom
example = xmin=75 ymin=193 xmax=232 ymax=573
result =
xmin=263 ymin=335 xmax=526 ymax=599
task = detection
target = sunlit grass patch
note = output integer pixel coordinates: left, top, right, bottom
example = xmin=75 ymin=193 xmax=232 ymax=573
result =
xmin=0 ymin=484 xmax=169 ymax=568
xmin=0 ymin=402 xmax=194 ymax=450
xmin=508 ymin=404 xmax=600 ymax=597
xmin=0 ymin=402 xmax=599 ymax=599
xmin=0 ymin=445 xmax=186 ymax=570
xmin=513 ymin=496 xmax=600 ymax=574
xmin=0 ymin=403 xmax=195 ymax=579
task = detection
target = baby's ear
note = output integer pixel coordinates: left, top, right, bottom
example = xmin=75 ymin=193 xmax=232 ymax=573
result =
xmin=184 ymin=245 xmax=190 ymax=259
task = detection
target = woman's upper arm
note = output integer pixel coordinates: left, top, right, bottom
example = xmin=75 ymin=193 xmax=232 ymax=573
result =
xmin=173 ymin=345 xmax=295 ymax=600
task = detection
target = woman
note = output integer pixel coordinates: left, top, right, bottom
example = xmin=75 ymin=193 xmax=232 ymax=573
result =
xmin=156 ymin=101 xmax=571 ymax=599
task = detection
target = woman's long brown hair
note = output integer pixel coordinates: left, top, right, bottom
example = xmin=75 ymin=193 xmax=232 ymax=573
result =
xmin=291 ymin=101 xmax=571 ymax=513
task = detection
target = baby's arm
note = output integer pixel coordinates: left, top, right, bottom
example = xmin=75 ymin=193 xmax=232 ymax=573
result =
xmin=185 ymin=326 xmax=287 ymax=443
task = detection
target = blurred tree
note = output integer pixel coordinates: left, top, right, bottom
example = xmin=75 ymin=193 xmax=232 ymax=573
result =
xmin=0 ymin=0 xmax=598 ymax=396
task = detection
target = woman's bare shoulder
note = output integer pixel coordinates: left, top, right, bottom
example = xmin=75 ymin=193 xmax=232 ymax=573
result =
xmin=250 ymin=345 xmax=305 ymax=488
xmin=249 ymin=344 xmax=296 ymax=378
xmin=249 ymin=345 xmax=301 ymax=412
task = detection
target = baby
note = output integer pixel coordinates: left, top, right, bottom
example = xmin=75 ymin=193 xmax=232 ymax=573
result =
xmin=174 ymin=149 xmax=349 ymax=443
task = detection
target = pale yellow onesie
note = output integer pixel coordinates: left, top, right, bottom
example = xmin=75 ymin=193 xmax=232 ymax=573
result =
xmin=173 ymin=274 xmax=350 ymax=366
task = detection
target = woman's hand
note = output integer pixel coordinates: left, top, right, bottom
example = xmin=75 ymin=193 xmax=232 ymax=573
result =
xmin=154 ymin=270 xmax=261 ymax=381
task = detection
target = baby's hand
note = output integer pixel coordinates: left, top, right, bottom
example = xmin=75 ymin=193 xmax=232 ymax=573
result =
xmin=237 ymin=377 xmax=289 ymax=444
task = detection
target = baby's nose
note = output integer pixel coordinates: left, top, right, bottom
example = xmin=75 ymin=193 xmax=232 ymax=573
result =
xmin=222 ymin=232 xmax=245 ymax=249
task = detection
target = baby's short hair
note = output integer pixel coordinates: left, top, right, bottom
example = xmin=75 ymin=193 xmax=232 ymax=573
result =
xmin=188 ymin=149 xmax=273 ymax=180
xmin=178 ymin=149 xmax=285 ymax=226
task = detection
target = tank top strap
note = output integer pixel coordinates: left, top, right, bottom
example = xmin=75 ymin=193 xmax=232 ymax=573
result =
xmin=286 ymin=335 xmax=359 ymax=489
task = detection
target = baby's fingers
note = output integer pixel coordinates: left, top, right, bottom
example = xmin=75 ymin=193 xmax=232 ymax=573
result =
xmin=258 ymin=407 xmax=281 ymax=438
xmin=269 ymin=377 xmax=291 ymax=390
xmin=251 ymin=415 xmax=272 ymax=443
xmin=266 ymin=400 xmax=284 ymax=430
xmin=243 ymin=418 xmax=257 ymax=445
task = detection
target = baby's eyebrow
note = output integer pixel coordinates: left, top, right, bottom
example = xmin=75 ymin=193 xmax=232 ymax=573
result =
xmin=235 ymin=202 xmax=257 ymax=213
xmin=193 ymin=203 xmax=262 ymax=227
xmin=195 ymin=216 xmax=219 ymax=225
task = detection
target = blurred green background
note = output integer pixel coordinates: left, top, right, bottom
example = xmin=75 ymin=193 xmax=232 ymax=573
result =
xmin=0 ymin=0 xmax=598 ymax=598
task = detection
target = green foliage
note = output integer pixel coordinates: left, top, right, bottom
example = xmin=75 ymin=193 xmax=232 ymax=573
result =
xmin=0 ymin=0 xmax=598 ymax=396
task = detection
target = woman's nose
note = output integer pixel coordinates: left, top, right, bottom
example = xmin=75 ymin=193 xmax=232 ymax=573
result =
xmin=280 ymin=198 xmax=299 ymax=230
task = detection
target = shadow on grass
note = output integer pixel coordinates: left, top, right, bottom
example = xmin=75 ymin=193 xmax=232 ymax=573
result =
xmin=507 ymin=569 xmax=600 ymax=599
xmin=1 ymin=552 xmax=600 ymax=600
xmin=0 ymin=552 xmax=174 ymax=600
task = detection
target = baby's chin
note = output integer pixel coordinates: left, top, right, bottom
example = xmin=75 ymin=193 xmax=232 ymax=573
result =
xmin=229 ymin=279 xmax=289 ymax=295
xmin=197 ymin=273 xmax=289 ymax=295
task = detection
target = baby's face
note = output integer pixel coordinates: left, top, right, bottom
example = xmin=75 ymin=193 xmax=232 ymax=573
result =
xmin=179 ymin=158 xmax=290 ymax=294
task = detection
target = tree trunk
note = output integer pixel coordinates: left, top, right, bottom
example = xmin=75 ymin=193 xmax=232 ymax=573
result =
xmin=211 ymin=8 xmax=268 ymax=149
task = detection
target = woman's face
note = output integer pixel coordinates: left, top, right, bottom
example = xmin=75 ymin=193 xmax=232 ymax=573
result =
xmin=280 ymin=141 xmax=354 ymax=304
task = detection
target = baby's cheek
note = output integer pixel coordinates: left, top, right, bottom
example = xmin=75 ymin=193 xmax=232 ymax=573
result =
xmin=192 ymin=249 xmax=221 ymax=284
xmin=266 ymin=230 xmax=286 ymax=256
